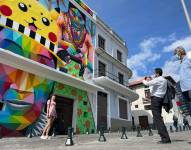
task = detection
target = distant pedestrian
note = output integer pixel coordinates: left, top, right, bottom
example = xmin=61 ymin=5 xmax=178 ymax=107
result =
xmin=174 ymin=46 xmax=191 ymax=103
xmin=143 ymin=68 xmax=171 ymax=144
xmin=183 ymin=116 xmax=190 ymax=130
xmin=173 ymin=115 xmax=178 ymax=131
xmin=41 ymin=95 xmax=57 ymax=139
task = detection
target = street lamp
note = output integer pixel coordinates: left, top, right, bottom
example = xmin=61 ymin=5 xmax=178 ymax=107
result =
xmin=180 ymin=0 xmax=191 ymax=32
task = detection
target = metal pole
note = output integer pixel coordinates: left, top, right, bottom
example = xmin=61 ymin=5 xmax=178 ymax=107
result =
xmin=180 ymin=0 xmax=191 ymax=32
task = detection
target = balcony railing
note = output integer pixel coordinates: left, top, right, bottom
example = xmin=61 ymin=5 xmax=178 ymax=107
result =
xmin=94 ymin=69 xmax=129 ymax=87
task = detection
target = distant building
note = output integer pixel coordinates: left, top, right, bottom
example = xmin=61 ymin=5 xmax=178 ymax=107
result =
xmin=129 ymin=76 xmax=178 ymax=129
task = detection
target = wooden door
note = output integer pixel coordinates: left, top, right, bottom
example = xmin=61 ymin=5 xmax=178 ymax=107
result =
xmin=139 ymin=116 xmax=149 ymax=129
xmin=97 ymin=92 xmax=107 ymax=130
xmin=55 ymin=96 xmax=74 ymax=135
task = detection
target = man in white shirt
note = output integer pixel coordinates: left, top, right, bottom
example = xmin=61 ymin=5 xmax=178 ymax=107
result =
xmin=174 ymin=46 xmax=191 ymax=102
xmin=142 ymin=68 xmax=171 ymax=144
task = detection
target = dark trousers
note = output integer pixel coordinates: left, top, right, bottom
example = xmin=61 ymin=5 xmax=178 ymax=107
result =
xmin=151 ymin=96 xmax=170 ymax=141
xmin=182 ymin=90 xmax=191 ymax=102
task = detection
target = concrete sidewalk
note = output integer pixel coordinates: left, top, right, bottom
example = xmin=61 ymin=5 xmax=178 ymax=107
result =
xmin=0 ymin=131 xmax=191 ymax=150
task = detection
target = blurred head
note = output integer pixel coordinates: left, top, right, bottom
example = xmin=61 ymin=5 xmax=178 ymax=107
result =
xmin=154 ymin=68 xmax=163 ymax=77
xmin=51 ymin=95 xmax=56 ymax=102
xmin=174 ymin=46 xmax=186 ymax=61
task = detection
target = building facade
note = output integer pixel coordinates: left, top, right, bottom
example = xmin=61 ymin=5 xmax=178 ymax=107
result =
xmin=0 ymin=0 xmax=138 ymax=137
xmin=93 ymin=17 xmax=138 ymax=131
xmin=129 ymin=77 xmax=178 ymax=130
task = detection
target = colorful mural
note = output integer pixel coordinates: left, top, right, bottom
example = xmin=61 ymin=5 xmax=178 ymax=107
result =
xmin=0 ymin=0 xmax=96 ymax=135
xmin=0 ymin=0 xmax=59 ymax=133
xmin=54 ymin=83 xmax=95 ymax=134
xmin=39 ymin=0 xmax=95 ymax=79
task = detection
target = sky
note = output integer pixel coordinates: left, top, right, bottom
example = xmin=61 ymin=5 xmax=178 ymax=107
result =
xmin=83 ymin=0 xmax=191 ymax=81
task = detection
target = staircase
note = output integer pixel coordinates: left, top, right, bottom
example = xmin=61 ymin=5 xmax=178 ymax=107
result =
xmin=25 ymin=111 xmax=47 ymax=137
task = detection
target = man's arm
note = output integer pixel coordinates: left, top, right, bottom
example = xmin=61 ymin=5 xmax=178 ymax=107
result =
xmin=142 ymin=78 xmax=158 ymax=86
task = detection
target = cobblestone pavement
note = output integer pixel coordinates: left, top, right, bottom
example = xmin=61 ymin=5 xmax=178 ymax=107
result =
xmin=0 ymin=131 xmax=191 ymax=150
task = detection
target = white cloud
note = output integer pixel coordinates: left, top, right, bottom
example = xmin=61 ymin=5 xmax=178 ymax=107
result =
xmin=163 ymin=35 xmax=191 ymax=52
xmin=129 ymin=70 xmax=142 ymax=81
xmin=127 ymin=36 xmax=170 ymax=79
xmin=162 ymin=60 xmax=180 ymax=82
xmin=148 ymin=54 xmax=161 ymax=62
xmin=128 ymin=34 xmax=191 ymax=81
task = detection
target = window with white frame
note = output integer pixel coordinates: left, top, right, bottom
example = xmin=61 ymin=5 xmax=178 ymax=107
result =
xmin=119 ymin=98 xmax=128 ymax=120
xmin=118 ymin=72 xmax=124 ymax=85
xmin=98 ymin=35 xmax=105 ymax=50
xmin=117 ymin=50 xmax=122 ymax=62
xmin=98 ymin=61 xmax=106 ymax=77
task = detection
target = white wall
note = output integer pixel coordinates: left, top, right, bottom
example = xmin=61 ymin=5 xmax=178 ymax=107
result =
xmin=131 ymin=84 xmax=175 ymax=128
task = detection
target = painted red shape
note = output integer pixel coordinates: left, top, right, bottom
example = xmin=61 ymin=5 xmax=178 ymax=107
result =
xmin=48 ymin=32 xmax=57 ymax=42
xmin=0 ymin=5 xmax=12 ymax=16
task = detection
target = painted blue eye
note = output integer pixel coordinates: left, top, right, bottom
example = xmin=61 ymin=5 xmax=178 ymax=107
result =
xmin=18 ymin=3 xmax=28 ymax=12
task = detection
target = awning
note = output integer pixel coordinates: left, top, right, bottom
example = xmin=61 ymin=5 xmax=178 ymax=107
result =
xmin=94 ymin=76 xmax=139 ymax=102
xmin=0 ymin=49 xmax=104 ymax=93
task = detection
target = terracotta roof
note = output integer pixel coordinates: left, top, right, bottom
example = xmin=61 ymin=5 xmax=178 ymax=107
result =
xmin=129 ymin=76 xmax=176 ymax=87
xmin=129 ymin=78 xmax=144 ymax=87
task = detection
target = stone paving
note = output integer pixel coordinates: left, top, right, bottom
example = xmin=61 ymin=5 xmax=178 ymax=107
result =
xmin=0 ymin=130 xmax=191 ymax=150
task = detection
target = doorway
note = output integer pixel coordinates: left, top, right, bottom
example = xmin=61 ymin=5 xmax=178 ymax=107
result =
xmin=55 ymin=95 xmax=74 ymax=135
xmin=97 ymin=91 xmax=107 ymax=130
xmin=139 ymin=116 xmax=149 ymax=129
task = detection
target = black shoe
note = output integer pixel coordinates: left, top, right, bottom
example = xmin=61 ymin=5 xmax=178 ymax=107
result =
xmin=157 ymin=140 xmax=171 ymax=144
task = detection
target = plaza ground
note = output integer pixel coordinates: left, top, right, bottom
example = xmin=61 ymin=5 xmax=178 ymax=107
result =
xmin=0 ymin=130 xmax=191 ymax=150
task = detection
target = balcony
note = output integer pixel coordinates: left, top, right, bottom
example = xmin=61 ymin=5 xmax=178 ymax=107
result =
xmin=94 ymin=69 xmax=129 ymax=87
xmin=96 ymin=48 xmax=132 ymax=78
xmin=94 ymin=70 xmax=139 ymax=102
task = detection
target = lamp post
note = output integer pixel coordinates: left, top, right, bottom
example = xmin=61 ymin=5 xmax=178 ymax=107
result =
xmin=180 ymin=0 xmax=191 ymax=32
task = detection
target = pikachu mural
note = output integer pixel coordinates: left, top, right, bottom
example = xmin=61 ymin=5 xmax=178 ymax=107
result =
xmin=0 ymin=0 xmax=96 ymax=136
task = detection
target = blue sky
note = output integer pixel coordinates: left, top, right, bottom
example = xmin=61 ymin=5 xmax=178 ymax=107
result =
xmin=84 ymin=0 xmax=191 ymax=81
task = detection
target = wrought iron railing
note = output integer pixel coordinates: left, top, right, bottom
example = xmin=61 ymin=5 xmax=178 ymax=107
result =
xmin=94 ymin=69 xmax=129 ymax=87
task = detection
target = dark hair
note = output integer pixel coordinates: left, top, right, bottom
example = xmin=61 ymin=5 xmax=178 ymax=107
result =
xmin=155 ymin=68 xmax=163 ymax=76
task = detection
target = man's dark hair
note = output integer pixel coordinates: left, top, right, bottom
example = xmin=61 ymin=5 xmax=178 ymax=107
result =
xmin=155 ymin=68 xmax=163 ymax=76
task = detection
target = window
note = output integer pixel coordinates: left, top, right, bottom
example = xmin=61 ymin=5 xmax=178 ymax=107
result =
xmin=98 ymin=35 xmax=105 ymax=50
xmin=98 ymin=61 xmax=106 ymax=77
xmin=118 ymin=72 xmax=124 ymax=85
xmin=144 ymin=105 xmax=151 ymax=110
xmin=145 ymin=89 xmax=151 ymax=99
xmin=117 ymin=50 xmax=122 ymax=62
xmin=135 ymin=105 xmax=138 ymax=108
xmin=119 ymin=98 xmax=128 ymax=119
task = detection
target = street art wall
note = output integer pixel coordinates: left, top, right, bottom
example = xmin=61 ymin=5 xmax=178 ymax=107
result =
xmin=40 ymin=0 xmax=95 ymax=79
xmin=54 ymin=83 xmax=95 ymax=134
xmin=0 ymin=0 xmax=96 ymax=136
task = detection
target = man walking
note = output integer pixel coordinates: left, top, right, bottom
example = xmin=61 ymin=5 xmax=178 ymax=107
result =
xmin=174 ymin=46 xmax=191 ymax=102
xmin=143 ymin=68 xmax=171 ymax=144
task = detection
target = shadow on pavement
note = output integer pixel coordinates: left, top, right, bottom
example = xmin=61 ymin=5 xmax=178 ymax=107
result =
xmin=171 ymin=139 xmax=186 ymax=142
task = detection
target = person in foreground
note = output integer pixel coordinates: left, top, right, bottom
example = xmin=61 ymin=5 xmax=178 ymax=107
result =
xmin=174 ymin=46 xmax=191 ymax=103
xmin=142 ymin=68 xmax=171 ymax=144
xmin=41 ymin=95 xmax=57 ymax=139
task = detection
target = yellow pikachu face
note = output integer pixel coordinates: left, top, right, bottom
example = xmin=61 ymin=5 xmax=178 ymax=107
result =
xmin=0 ymin=0 xmax=58 ymax=44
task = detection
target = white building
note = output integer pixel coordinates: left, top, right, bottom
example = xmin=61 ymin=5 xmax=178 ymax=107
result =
xmin=93 ymin=17 xmax=139 ymax=131
xmin=129 ymin=77 xmax=177 ymax=130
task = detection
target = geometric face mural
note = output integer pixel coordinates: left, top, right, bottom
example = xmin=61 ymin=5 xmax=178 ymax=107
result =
xmin=0 ymin=0 xmax=58 ymax=131
xmin=0 ymin=64 xmax=54 ymax=131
